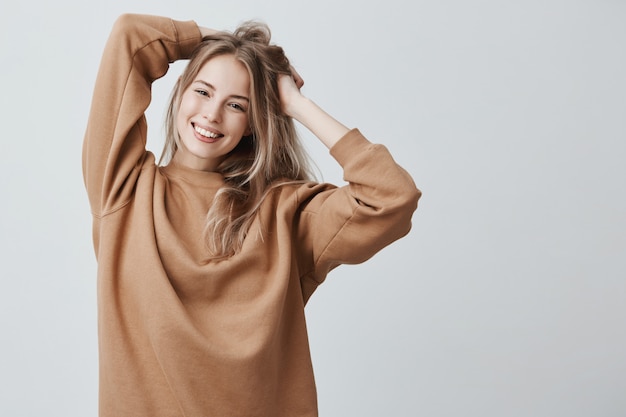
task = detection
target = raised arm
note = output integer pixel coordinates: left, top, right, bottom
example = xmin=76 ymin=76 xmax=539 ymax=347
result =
xmin=82 ymin=14 xmax=202 ymax=216
xmin=296 ymin=128 xmax=420 ymax=296
xmin=277 ymin=73 xmax=349 ymax=149
xmin=279 ymin=74 xmax=420 ymax=295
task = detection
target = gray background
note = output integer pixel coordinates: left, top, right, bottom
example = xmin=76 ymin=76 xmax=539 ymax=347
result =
xmin=1 ymin=0 xmax=625 ymax=416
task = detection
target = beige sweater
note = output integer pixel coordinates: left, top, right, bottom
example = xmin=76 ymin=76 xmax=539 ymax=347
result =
xmin=83 ymin=13 xmax=420 ymax=417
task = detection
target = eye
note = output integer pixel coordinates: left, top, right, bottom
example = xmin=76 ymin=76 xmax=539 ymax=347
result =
xmin=194 ymin=89 xmax=209 ymax=97
xmin=229 ymin=103 xmax=247 ymax=112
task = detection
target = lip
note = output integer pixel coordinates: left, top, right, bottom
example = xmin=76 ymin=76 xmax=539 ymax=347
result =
xmin=192 ymin=123 xmax=223 ymax=143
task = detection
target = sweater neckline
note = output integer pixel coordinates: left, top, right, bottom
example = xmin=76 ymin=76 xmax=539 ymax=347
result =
xmin=159 ymin=161 xmax=225 ymax=189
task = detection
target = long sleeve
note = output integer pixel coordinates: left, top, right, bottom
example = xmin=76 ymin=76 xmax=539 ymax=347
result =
xmin=296 ymin=129 xmax=421 ymax=292
xmin=82 ymin=14 xmax=201 ymax=218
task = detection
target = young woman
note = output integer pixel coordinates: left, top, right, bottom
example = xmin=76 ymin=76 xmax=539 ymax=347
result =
xmin=83 ymin=13 xmax=420 ymax=417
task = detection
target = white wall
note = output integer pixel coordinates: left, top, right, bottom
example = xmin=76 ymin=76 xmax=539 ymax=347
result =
xmin=1 ymin=0 xmax=625 ymax=415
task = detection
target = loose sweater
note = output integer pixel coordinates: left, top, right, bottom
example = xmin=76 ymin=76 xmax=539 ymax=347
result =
xmin=83 ymin=13 xmax=420 ymax=417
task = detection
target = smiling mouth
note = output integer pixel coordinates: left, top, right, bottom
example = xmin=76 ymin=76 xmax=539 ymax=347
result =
xmin=194 ymin=124 xmax=223 ymax=139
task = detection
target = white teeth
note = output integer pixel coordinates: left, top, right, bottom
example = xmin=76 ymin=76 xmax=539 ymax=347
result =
xmin=195 ymin=126 xmax=220 ymax=139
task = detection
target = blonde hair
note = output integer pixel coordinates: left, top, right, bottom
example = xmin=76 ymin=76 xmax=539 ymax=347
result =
xmin=161 ymin=22 xmax=315 ymax=259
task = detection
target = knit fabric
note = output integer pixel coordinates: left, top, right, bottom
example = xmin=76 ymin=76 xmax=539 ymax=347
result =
xmin=83 ymin=13 xmax=420 ymax=417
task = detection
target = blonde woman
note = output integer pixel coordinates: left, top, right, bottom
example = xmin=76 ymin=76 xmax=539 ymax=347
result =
xmin=83 ymin=13 xmax=420 ymax=417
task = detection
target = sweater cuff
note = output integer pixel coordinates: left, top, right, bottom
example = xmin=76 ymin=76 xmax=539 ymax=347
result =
xmin=329 ymin=128 xmax=372 ymax=167
xmin=172 ymin=19 xmax=202 ymax=59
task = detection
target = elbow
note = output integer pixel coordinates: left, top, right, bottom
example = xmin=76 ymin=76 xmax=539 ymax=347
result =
xmin=396 ymin=182 xmax=421 ymax=219
xmin=389 ymin=184 xmax=421 ymax=238
xmin=385 ymin=166 xmax=421 ymax=219
xmin=113 ymin=13 xmax=138 ymax=30
xmin=110 ymin=13 xmax=133 ymax=35
xmin=109 ymin=13 xmax=146 ymax=41
xmin=407 ymin=184 xmax=422 ymax=211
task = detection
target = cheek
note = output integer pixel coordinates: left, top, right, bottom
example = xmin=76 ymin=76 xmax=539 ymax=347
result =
xmin=176 ymin=96 xmax=194 ymax=129
xmin=238 ymin=114 xmax=251 ymax=136
xmin=177 ymin=94 xmax=192 ymax=118
xmin=174 ymin=111 xmax=185 ymax=139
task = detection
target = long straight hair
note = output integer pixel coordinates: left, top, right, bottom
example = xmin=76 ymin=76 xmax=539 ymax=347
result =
xmin=160 ymin=22 xmax=315 ymax=259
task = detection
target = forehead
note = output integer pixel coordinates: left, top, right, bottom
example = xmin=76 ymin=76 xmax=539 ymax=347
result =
xmin=194 ymin=54 xmax=250 ymax=95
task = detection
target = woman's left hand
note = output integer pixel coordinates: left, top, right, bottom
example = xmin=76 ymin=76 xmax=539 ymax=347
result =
xmin=277 ymin=65 xmax=349 ymax=148
xmin=278 ymin=68 xmax=305 ymax=118
xmin=289 ymin=65 xmax=304 ymax=89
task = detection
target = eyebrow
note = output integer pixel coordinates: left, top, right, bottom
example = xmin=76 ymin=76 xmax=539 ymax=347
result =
xmin=194 ymin=80 xmax=250 ymax=102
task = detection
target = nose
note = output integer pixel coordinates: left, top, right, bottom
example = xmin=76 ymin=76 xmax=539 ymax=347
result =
xmin=204 ymin=99 xmax=222 ymax=123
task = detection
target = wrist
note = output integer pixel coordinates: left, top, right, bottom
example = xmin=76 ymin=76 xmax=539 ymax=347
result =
xmin=285 ymin=95 xmax=312 ymax=121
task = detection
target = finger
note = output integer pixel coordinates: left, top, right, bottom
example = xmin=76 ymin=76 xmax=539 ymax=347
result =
xmin=289 ymin=65 xmax=304 ymax=89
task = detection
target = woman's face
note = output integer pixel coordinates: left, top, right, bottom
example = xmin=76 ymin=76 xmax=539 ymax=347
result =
xmin=174 ymin=54 xmax=251 ymax=171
